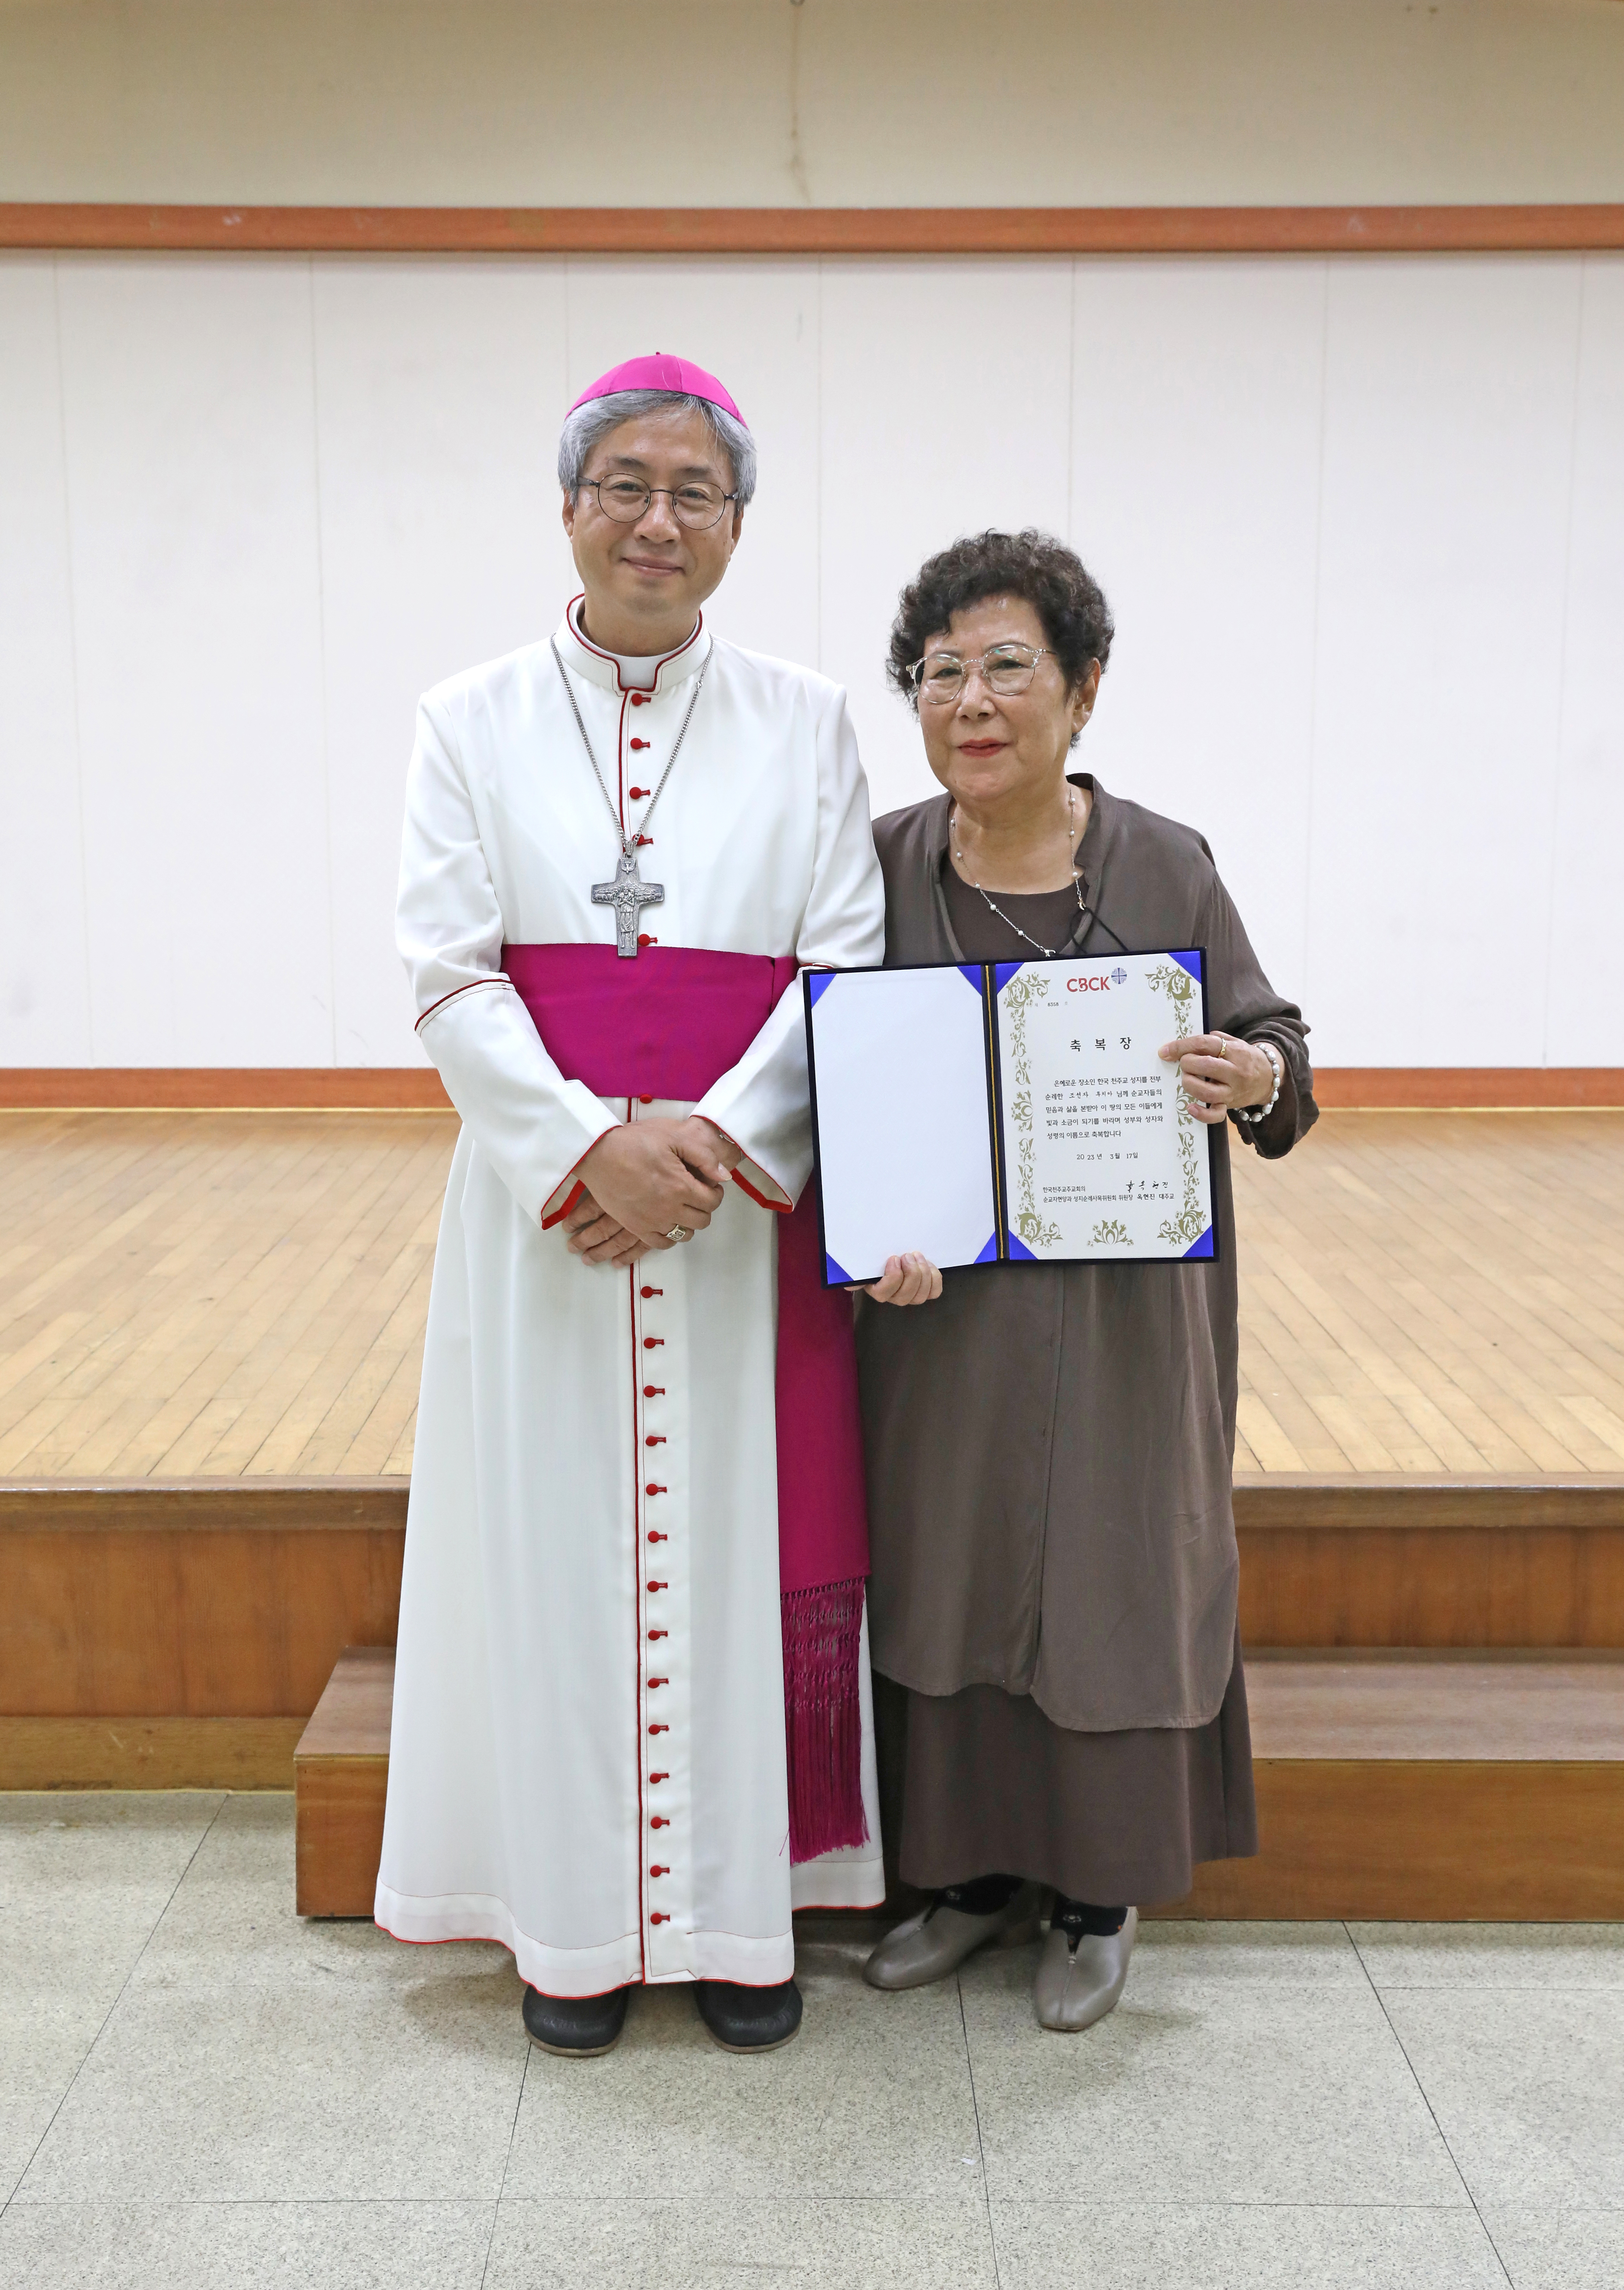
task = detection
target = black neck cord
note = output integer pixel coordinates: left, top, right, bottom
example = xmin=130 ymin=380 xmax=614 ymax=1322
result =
xmin=1075 ymin=899 xmax=1131 ymax=955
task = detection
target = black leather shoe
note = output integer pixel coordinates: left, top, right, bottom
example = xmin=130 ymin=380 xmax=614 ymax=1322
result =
xmin=522 ymin=1982 xmax=631 ymax=2057
xmin=694 ymin=1977 xmax=803 ymax=2053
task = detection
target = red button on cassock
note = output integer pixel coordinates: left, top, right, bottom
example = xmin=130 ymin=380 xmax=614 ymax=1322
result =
xmin=643 ymin=1385 xmax=664 ymax=1398
xmin=630 ymin=738 xmax=649 ymax=750
xmin=638 ymin=1093 xmax=653 ymax=1104
xmin=650 ymin=1863 xmax=668 ymax=1876
xmin=648 ymin=1724 xmax=668 ymax=1736
xmin=641 ymin=1286 xmax=662 ymax=1299
xmin=648 ymin=1629 xmax=667 ymax=1640
xmin=646 ymin=1532 xmax=667 ymax=1545
xmin=648 ymin=1580 xmax=667 ymax=1591
xmin=646 ymin=1483 xmax=666 ymax=1495
xmin=629 ymin=785 xmax=649 ymax=798
xmin=630 ymin=692 xmax=649 ymax=706
xmin=650 ymin=1911 xmax=670 ymax=1924
xmin=638 ymin=933 xmax=654 ymax=946
xmin=643 ymin=1338 xmax=664 ymax=1350
xmin=650 ymin=1771 xmax=668 ymax=1783
xmin=651 ymin=1815 xmax=669 ymax=1828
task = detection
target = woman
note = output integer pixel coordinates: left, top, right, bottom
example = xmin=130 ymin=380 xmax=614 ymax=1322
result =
xmin=856 ymin=530 xmax=1316 ymax=2033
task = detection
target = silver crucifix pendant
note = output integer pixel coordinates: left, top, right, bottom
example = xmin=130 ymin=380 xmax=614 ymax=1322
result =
xmin=592 ymin=846 xmax=665 ymax=958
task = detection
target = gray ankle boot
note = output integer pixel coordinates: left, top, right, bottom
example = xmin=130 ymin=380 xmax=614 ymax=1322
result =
xmin=1032 ymin=1905 xmax=1137 ymax=2032
xmin=863 ymin=1883 xmax=1042 ymax=1991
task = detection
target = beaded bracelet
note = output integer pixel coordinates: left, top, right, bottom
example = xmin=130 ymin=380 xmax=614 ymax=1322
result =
xmin=1239 ymin=1040 xmax=1283 ymax=1124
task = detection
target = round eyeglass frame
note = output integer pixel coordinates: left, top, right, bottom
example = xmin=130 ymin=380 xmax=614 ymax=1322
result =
xmin=908 ymin=644 xmax=1057 ymax=703
xmin=581 ymin=476 xmax=741 ymax=531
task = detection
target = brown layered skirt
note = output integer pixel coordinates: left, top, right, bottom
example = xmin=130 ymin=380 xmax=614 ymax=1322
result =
xmin=873 ymin=1629 xmax=1257 ymax=1907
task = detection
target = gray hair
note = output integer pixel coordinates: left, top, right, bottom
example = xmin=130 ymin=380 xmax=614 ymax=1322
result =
xmin=557 ymin=389 xmax=757 ymax=510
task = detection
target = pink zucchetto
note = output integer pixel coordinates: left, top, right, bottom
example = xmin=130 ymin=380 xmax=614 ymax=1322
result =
xmin=567 ymin=353 xmax=746 ymax=427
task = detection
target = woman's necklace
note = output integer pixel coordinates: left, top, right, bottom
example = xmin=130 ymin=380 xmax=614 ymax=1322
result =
xmin=949 ymin=785 xmax=1085 ymax=959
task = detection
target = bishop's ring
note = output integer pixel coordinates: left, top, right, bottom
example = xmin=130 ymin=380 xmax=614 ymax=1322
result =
xmin=666 ymin=1224 xmax=693 ymax=1243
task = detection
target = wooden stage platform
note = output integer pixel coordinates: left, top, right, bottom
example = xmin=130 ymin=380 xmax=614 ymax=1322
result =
xmin=4 ymin=1106 xmax=1624 ymax=1918
xmin=1 ymin=1107 xmax=1621 ymax=1481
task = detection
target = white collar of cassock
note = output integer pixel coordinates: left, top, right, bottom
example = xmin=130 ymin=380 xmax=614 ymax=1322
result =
xmin=555 ymin=595 xmax=711 ymax=698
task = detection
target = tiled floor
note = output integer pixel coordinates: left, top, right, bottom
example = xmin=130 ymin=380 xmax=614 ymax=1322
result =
xmin=4 ymin=1799 xmax=1622 ymax=2288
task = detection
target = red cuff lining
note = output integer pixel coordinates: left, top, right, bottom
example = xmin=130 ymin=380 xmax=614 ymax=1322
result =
xmin=540 ymin=1176 xmax=588 ymax=1231
xmin=731 ymin=1166 xmax=791 ymax=1215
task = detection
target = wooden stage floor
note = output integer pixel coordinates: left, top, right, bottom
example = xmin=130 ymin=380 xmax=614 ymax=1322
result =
xmin=0 ymin=1108 xmax=1621 ymax=1482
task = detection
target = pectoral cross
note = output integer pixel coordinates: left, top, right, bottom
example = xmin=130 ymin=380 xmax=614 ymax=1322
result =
xmin=592 ymin=846 xmax=665 ymax=958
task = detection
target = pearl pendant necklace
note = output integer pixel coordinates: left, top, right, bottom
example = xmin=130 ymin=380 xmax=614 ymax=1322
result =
xmin=949 ymin=785 xmax=1085 ymax=959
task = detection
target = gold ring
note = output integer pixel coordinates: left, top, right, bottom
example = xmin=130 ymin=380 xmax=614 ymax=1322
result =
xmin=666 ymin=1224 xmax=692 ymax=1243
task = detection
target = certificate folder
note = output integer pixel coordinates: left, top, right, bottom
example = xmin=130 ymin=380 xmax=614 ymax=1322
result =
xmin=803 ymin=949 xmax=1216 ymax=1288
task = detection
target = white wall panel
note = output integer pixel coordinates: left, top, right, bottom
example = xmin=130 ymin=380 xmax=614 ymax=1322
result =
xmin=0 ymin=259 xmax=91 ymax=1064
xmin=1545 ymin=257 xmax=1624 ymax=1066
xmin=2 ymin=249 xmax=1619 ymax=1073
xmin=1306 ymin=256 xmax=1583 ymax=1066
xmin=818 ymin=260 xmax=1076 ymax=823
xmin=55 ymin=256 xmax=331 ymax=1064
xmin=1068 ymin=258 xmax=1328 ymax=1003
xmin=562 ymin=258 xmax=823 ymax=673
xmin=311 ymin=257 xmax=571 ymax=1066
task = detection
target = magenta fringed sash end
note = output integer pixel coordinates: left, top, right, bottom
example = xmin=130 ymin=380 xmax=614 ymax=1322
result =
xmin=773 ymin=1171 xmax=871 ymax=1863
xmin=501 ymin=943 xmax=875 ymax=1868
xmin=782 ymin=1577 xmax=869 ymax=1862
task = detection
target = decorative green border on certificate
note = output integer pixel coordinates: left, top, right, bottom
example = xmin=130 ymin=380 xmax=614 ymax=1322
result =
xmin=998 ymin=970 xmax=1063 ymax=1251
xmin=1145 ymin=959 xmax=1208 ymax=1248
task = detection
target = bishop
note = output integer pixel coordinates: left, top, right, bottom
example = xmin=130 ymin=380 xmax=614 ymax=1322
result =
xmin=378 ymin=355 xmax=887 ymax=2059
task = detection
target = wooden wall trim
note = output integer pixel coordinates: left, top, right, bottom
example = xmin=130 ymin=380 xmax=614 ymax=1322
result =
xmin=1311 ymin=1069 xmax=1624 ymax=1110
xmin=0 ymin=1070 xmax=452 ymax=1110
xmin=4 ymin=204 xmax=1624 ymax=257
xmin=3 ymin=1067 xmax=1620 ymax=1112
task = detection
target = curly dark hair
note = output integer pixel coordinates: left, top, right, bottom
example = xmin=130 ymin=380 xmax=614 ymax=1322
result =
xmin=886 ymin=529 xmax=1114 ymax=712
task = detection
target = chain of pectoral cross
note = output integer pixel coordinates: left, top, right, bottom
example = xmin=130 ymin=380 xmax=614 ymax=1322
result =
xmin=551 ymin=639 xmax=711 ymax=958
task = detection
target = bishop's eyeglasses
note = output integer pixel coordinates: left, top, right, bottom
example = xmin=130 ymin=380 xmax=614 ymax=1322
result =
xmin=908 ymin=643 xmax=1056 ymax=705
xmin=582 ymin=475 xmax=740 ymax=530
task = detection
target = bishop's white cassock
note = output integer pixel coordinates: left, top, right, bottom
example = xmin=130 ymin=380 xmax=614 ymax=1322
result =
xmin=376 ymin=605 xmax=888 ymax=1995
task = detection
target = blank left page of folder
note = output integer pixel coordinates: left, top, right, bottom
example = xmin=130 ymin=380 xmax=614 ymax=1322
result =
xmin=806 ymin=966 xmax=999 ymax=1285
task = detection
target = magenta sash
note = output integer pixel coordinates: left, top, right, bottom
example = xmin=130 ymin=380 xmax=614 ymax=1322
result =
xmin=502 ymin=942 xmax=869 ymax=1861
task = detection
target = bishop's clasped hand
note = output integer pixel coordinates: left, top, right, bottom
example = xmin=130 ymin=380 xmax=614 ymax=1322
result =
xmin=561 ymin=1115 xmax=738 ymax=1267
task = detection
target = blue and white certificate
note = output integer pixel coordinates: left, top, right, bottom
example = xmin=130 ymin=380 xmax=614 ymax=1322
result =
xmin=804 ymin=950 xmax=1216 ymax=1287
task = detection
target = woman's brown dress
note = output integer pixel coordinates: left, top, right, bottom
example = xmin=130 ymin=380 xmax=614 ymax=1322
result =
xmin=857 ymin=774 xmax=1318 ymax=1905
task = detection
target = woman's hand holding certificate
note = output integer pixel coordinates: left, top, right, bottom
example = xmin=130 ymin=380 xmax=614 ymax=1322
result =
xmin=856 ymin=1251 xmax=943 ymax=1306
xmin=1159 ymin=1032 xmax=1279 ymax=1125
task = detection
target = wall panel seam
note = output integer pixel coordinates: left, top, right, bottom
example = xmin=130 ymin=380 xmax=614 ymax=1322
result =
xmin=50 ymin=256 xmax=95 ymax=1063
xmin=1541 ymin=258 xmax=1591 ymax=1069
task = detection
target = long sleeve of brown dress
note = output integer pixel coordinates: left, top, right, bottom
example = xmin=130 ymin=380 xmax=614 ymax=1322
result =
xmin=856 ymin=774 xmax=1317 ymax=1905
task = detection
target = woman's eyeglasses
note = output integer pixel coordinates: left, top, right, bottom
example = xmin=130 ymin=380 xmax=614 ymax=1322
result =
xmin=908 ymin=644 xmax=1054 ymax=704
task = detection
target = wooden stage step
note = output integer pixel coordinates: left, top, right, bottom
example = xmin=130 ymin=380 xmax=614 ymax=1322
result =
xmin=8 ymin=1475 xmax=1624 ymax=1791
xmin=294 ymin=1644 xmax=1624 ymax=1923
xmin=294 ymin=1645 xmax=392 ymax=1918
